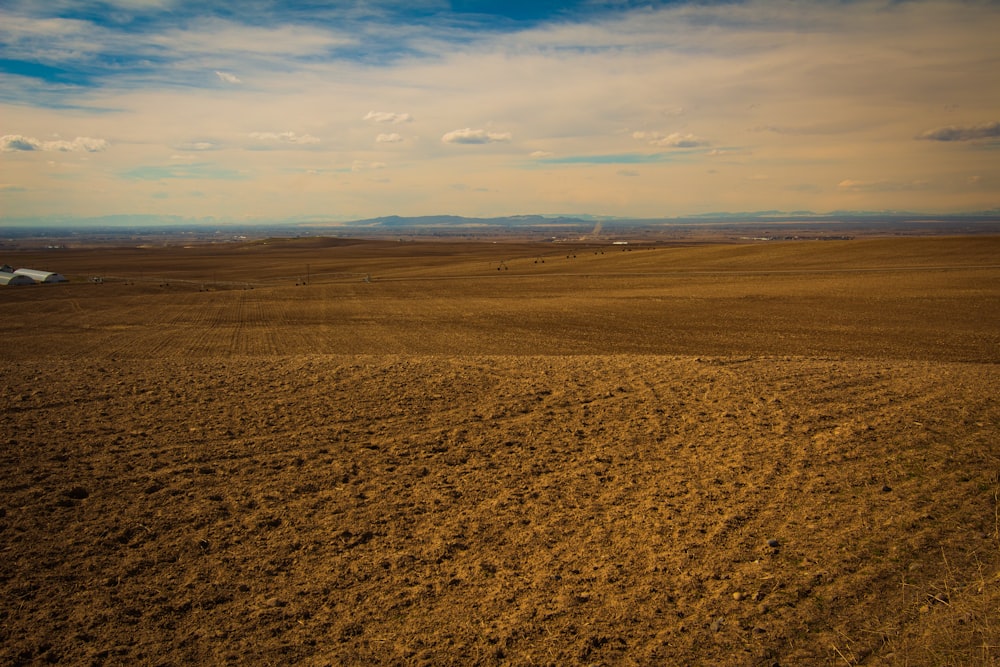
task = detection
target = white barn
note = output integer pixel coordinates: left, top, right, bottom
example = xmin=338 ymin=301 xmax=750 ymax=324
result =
xmin=13 ymin=268 xmax=67 ymax=283
xmin=0 ymin=271 xmax=36 ymax=286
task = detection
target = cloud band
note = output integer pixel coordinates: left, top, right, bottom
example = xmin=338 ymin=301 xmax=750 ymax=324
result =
xmin=1 ymin=134 xmax=109 ymax=152
xmin=442 ymin=128 xmax=512 ymax=144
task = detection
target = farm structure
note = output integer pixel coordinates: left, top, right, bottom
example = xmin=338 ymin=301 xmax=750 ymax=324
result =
xmin=12 ymin=268 xmax=67 ymax=283
xmin=0 ymin=271 xmax=35 ymax=286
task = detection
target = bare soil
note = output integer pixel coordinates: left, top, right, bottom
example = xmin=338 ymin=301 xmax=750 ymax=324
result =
xmin=1 ymin=236 xmax=998 ymax=665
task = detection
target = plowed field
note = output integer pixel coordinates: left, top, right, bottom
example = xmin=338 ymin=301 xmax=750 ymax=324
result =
xmin=2 ymin=236 xmax=998 ymax=665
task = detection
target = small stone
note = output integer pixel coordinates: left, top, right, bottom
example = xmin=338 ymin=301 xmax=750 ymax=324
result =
xmin=767 ymin=539 xmax=780 ymax=548
xmin=732 ymin=591 xmax=744 ymax=601
xmin=882 ymin=485 xmax=892 ymax=492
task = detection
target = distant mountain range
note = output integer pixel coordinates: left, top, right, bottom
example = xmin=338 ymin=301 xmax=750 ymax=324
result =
xmin=338 ymin=214 xmax=597 ymax=228
xmin=332 ymin=210 xmax=1000 ymax=228
xmin=2 ymin=210 xmax=999 ymax=239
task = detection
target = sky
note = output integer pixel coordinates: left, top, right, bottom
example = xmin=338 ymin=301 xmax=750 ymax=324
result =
xmin=1 ymin=0 xmax=999 ymax=225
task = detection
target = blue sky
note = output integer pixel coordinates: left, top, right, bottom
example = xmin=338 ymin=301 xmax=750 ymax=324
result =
xmin=2 ymin=0 xmax=999 ymax=224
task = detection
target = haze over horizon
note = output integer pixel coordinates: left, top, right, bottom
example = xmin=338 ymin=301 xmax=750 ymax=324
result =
xmin=2 ymin=0 xmax=999 ymax=227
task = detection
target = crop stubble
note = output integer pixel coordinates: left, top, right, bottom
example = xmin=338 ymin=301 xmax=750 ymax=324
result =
xmin=1 ymin=236 xmax=998 ymax=665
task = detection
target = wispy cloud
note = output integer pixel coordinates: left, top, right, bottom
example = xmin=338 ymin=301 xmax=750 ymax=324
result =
xmin=1 ymin=134 xmax=108 ymax=152
xmin=215 ymin=71 xmax=241 ymax=84
xmin=442 ymin=128 xmax=511 ymax=144
xmin=838 ymin=179 xmax=929 ymax=193
xmin=751 ymin=123 xmax=857 ymax=137
xmin=538 ymin=153 xmax=679 ymax=165
xmin=918 ymin=121 xmax=1000 ymax=142
xmin=152 ymin=21 xmax=354 ymax=60
xmin=174 ymin=141 xmax=219 ymax=151
xmin=376 ymin=133 xmax=403 ymax=143
xmin=248 ymin=131 xmax=320 ymax=145
xmin=122 ymin=163 xmax=247 ymax=180
xmin=364 ymin=111 xmax=412 ymax=124
xmin=633 ymin=131 xmax=706 ymax=148
xmin=351 ymin=160 xmax=386 ymax=172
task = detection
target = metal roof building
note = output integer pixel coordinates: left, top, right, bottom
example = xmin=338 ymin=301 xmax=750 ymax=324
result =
xmin=0 ymin=271 xmax=36 ymax=286
xmin=13 ymin=268 xmax=68 ymax=283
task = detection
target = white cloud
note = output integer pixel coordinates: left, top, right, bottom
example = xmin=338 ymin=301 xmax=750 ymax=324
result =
xmin=530 ymin=150 xmax=554 ymax=158
xmin=442 ymin=128 xmax=512 ymax=144
xmin=364 ymin=111 xmax=412 ymax=124
xmin=215 ymin=71 xmax=241 ymax=84
xmin=51 ymin=137 xmax=109 ymax=152
xmin=376 ymin=133 xmax=403 ymax=143
xmin=249 ymin=131 xmax=320 ymax=145
xmin=1 ymin=134 xmax=108 ymax=152
xmin=633 ymin=131 xmax=705 ymax=148
xmin=0 ymin=135 xmax=38 ymax=151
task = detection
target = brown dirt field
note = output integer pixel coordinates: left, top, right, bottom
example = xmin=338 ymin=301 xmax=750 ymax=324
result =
xmin=1 ymin=236 xmax=999 ymax=665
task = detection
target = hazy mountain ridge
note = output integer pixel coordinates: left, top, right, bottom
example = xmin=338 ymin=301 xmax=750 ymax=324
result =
xmin=2 ymin=211 xmax=999 ymax=241
xmin=4 ymin=209 xmax=999 ymax=228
